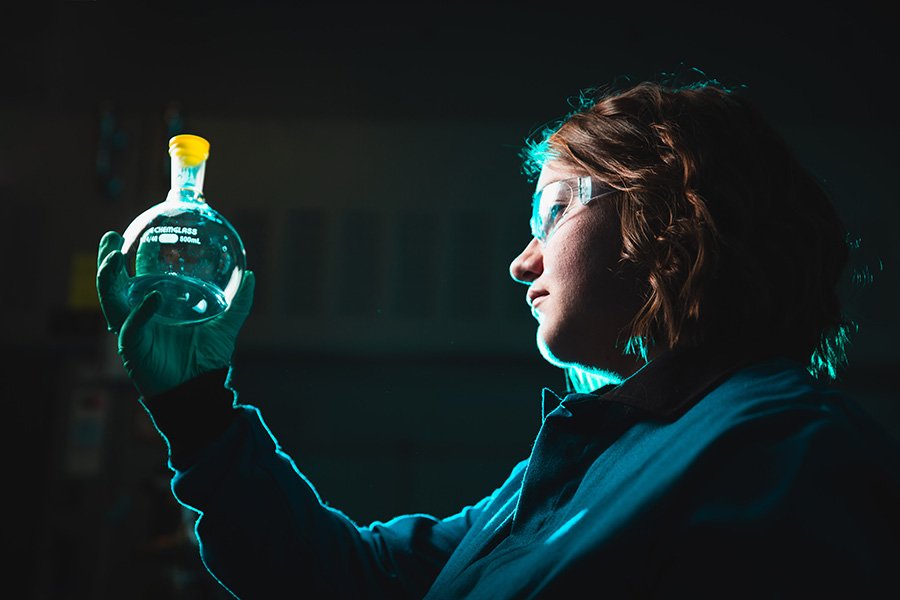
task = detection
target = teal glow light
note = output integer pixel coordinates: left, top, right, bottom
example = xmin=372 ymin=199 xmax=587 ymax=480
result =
xmin=809 ymin=322 xmax=857 ymax=381
xmin=519 ymin=123 xmax=562 ymax=183
xmin=623 ymin=336 xmax=650 ymax=362
xmin=565 ymin=367 xmax=620 ymax=394
xmin=545 ymin=509 xmax=588 ymax=544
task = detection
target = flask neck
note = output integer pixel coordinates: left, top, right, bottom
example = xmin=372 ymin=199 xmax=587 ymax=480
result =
xmin=168 ymin=155 xmax=207 ymax=203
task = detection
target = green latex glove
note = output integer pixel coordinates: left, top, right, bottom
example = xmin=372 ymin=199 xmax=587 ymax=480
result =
xmin=96 ymin=230 xmax=255 ymax=397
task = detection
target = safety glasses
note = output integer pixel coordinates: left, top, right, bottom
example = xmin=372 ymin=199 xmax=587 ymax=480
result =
xmin=529 ymin=176 xmax=617 ymax=242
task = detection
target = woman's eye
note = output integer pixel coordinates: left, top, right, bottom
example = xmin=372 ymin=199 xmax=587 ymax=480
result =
xmin=546 ymin=203 xmax=567 ymax=225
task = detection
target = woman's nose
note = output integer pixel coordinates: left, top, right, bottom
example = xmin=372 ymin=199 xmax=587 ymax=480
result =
xmin=509 ymin=237 xmax=543 ymax=284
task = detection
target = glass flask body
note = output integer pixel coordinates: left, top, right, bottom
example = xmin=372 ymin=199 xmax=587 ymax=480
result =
xmin=121 ymin=135 xmax=246 ymax=325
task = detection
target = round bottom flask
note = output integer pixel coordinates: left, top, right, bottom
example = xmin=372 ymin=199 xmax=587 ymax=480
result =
xmin=121 ymin=134 xmax=246 ymax=325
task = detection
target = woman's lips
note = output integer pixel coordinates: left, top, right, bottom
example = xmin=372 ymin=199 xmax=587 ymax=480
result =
xmin=527 ymin=289 xmax=549 ymax=308
xmin=529 ymin=292 xmax=548 ymax=320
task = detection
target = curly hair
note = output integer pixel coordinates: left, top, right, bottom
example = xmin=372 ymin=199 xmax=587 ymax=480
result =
xmin=521 ymin=78 xmax=853 ymax=381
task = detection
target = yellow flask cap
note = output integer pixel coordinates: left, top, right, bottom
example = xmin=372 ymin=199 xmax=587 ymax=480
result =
xmin=169 ymin=134 xmax=210 ymax=167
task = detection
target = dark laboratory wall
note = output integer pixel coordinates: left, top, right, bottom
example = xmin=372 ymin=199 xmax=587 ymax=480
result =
xmin=4 ymin=2 xmax=898 ymax=599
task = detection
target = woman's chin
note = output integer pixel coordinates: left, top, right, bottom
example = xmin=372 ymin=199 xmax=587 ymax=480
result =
xmin=536 ymin=328 xmax=648 ymax=381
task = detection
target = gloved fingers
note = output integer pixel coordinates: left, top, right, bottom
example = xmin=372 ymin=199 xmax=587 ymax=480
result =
xmin=216 ymin=270 xmax=255 ymax=334
xmin=97 ymin=230 xmax=124 ymax=270
xmin=230 ymin=270 xmax=255 ymax=318
xmin=97 ymin=249 xmax=131 ymax=333
xmin=119 ymin=290 xmax=161 ymax=352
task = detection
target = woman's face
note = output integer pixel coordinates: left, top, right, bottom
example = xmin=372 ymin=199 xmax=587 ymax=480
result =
xmin=509 ymin=160 xmax=649 ymax=382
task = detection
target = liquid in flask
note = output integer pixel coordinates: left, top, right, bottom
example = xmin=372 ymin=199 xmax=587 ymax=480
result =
xmin=120 ymin=134 xmax=246 ymax=324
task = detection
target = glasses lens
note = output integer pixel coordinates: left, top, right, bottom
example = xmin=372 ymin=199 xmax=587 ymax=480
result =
xmin=531 ymin=179 xmax=576 ymax=240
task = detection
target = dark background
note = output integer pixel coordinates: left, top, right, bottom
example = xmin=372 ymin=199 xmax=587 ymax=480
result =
xmin=4 ymin=2 xmax=898 ymax=598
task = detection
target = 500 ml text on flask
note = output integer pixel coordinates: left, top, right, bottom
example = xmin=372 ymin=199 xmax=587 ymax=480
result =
xmin=142 ymin=226 xmax=201 ymax=245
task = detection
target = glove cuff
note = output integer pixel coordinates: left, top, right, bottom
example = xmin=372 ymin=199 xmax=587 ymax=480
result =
xmin=140 ymin=367 xmax=237 ymax=464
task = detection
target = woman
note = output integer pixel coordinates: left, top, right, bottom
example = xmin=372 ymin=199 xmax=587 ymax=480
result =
xmin=97 ymin=77 xmax=900 ymax=598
